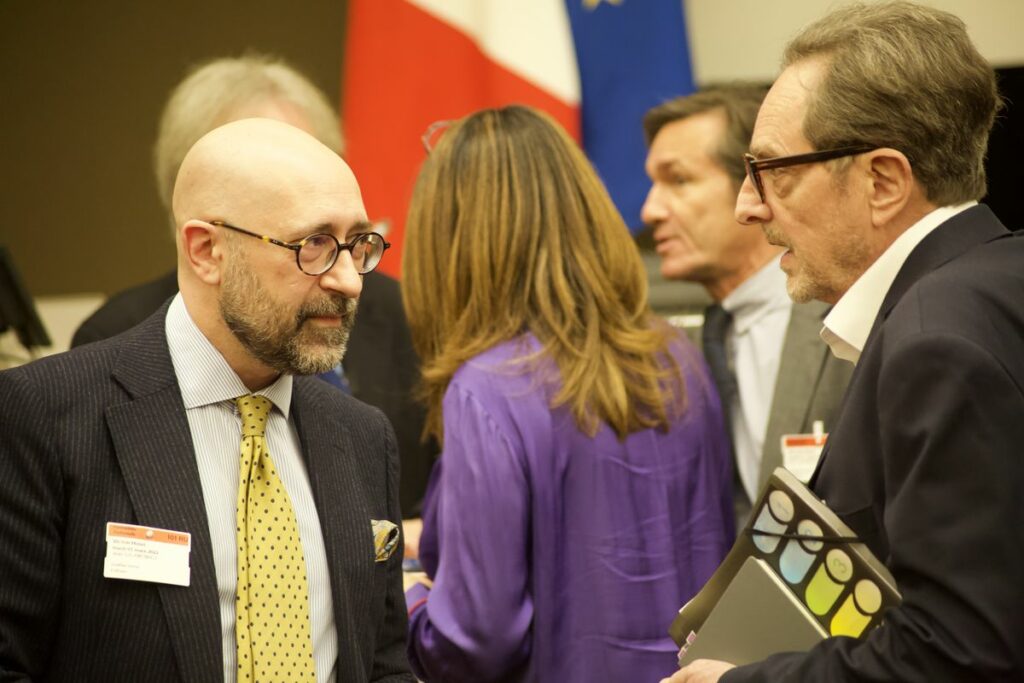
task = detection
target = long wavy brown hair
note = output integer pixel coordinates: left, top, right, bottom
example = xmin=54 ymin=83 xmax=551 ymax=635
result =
xmin=403 ymin=105 xmax=685 ymax=444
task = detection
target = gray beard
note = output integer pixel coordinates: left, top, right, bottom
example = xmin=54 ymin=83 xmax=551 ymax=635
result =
xmin=220 ymin=265 xmax=358 ymax=375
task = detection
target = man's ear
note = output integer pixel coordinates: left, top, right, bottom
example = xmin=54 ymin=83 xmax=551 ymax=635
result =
xmin=866 ymin=148 xmax=914 ymax=227
xmin=181 ymin=219 xmax=225 ymax=285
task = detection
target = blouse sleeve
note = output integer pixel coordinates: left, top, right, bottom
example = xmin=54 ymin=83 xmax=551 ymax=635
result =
xmin=406 ymin=379 xmax=533 ymax=682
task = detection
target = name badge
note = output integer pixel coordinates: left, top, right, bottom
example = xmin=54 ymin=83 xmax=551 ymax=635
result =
xmin=780 ymin=420 xmax=827 ymax=483
xmin=103 ymin=522 xmax=191 ymax=587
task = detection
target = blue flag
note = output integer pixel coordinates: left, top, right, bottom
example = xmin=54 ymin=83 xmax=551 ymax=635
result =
xmin=565 ymin=0 xmax=695 ymax=231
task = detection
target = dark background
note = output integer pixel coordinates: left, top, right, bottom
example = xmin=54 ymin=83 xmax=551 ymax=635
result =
xmin=985 ymin=66 xmax=1024 ymax=234
xmin=1 ymin=4 xmax=1021 ymax=300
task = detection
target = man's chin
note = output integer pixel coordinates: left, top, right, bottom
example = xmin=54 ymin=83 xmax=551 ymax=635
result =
xmin=288 ymin=347 xmax=347 ymax=376
xmin=660 ymin=258 xmax=701 ymax=283
xmin=784 ymin=271 xmax=820 ymax=304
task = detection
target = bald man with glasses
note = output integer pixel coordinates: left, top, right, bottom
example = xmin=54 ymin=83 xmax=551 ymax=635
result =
xmin=0 ymin=119 xmax=415 ymax=683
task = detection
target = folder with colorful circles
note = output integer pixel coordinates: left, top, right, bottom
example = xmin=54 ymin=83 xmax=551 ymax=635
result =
xmin=669 ymin=467 xmax=901 ymax=666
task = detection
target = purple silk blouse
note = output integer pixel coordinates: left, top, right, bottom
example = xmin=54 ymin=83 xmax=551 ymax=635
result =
xmin=406 ymin=333 xmax=734 ymax=682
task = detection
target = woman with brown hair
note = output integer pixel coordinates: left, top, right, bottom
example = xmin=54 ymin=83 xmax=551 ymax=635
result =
xmin=402 ymin=105 xmax=733 ymax=682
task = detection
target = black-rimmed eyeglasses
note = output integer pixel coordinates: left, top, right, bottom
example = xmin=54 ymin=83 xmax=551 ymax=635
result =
xmin=743 ymin=145 xmax=877 ymax=203
xmin=211 ymin=220 xmax=390 ymax=275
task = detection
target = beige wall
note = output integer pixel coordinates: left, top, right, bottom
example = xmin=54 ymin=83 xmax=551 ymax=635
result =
xmin=685 ymin=0 xmax=1024 ymax=85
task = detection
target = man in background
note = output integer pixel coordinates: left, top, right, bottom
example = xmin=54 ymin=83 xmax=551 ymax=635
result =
xmin=641 ymin=85 xmax=851 ymax=523
xmin=668 ymin=2 xmax=1024 ymax=681
xmin=0 ymin=118 xmax=414 ymax=682
xmin=72 ymin=55 xmax=434 ymax=517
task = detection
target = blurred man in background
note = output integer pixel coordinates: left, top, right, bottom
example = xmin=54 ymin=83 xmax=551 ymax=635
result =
xmin=642 ymin=85 xmax=851 ymax=524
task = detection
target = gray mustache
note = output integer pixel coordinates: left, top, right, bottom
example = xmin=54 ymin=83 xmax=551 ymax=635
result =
xmin=296 ymin=297 xmax=356 ymax=325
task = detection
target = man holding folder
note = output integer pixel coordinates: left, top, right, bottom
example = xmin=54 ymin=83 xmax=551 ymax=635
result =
xmin=667 ymin=2 xmax=1024 ymax=681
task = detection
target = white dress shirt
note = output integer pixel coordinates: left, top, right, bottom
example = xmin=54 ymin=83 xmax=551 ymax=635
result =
xmin=721 ymin=255 xmax=793 ymax=502
xmin=165 ymin=294 xmax=338 ymax=683
xmin=822 ymin=202 xmax=977 ymax=364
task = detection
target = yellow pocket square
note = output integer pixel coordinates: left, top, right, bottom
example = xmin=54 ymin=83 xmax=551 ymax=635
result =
xmin=371 ymin=519 xmax=400 ymax=562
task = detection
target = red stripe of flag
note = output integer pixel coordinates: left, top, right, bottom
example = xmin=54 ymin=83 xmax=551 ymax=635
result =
xmin=343 ymin=0 xmax=579 ymax=278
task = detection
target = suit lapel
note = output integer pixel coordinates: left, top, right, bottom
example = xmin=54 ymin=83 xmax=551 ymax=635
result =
xmin=292 ymin=379 xmax=374 ymax=665
xmin=758 ymin=301 xmax=830 ymax=491
xmin=105 ymin=310 xmax=223 ymax=683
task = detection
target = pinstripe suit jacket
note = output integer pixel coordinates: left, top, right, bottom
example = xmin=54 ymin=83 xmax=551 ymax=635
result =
xmin=0 ymin=305 xmax=414 ymax=682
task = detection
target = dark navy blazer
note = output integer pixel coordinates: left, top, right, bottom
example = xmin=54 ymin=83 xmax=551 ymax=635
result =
xmin=727 ymin=205 xmax=1024 ymax=682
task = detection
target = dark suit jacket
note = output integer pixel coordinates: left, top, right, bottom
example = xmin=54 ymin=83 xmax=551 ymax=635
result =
xmin=726 ymin=205 xmax=1024 ymax=681
xmin=72 ymin=269 xmax=436 ymax=517
xmin=0 ymin=306 xmax=415 ymax=682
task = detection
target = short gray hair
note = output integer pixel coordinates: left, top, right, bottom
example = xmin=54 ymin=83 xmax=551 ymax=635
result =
xmin=784 ymin=1 xmax=1000 ymax=205
xmin=154 ymin=54 xmax=343 ymax=222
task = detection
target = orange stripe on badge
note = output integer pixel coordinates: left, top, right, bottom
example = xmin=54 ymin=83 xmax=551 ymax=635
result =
xmin=783 ymin=436 xmax=827 ymax=447
xmin=107 ymin=524 xmax=190 ymax=546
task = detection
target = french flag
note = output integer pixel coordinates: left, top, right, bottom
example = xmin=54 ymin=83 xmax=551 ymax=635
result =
xmin=343 ymin=0 xmax=694 ymax=279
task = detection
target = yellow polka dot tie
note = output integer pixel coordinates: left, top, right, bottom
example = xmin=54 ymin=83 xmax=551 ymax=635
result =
xmin=235 ymin=395 xmax=317 ymax=682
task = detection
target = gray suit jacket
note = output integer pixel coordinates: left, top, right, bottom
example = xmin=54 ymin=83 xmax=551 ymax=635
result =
xmin=726 ymin=301 xmax=853 ymax=523
xmin=759 ymin=300 xmax=852 ymax=491
xmin=0 ymin=306 xmax=414 ymax=682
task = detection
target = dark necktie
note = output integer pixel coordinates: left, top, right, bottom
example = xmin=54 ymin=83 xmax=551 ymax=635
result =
xmin=702 ymin=304 xmax=738 ymax=439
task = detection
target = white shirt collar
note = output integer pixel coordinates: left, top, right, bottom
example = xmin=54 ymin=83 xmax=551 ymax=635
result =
xmin=722 ymin=254 xmax=792 ymax=335
xmin=822 ymin=201 xmax=976 ymax=364
xmin=165 ymin=294 xmax=293 ymax=416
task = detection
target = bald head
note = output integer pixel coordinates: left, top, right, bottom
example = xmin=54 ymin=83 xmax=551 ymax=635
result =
xmin=172 ymin=118 xmax=359 ymax=232
xmin=172 ymin=117 xmax=368 ymax=390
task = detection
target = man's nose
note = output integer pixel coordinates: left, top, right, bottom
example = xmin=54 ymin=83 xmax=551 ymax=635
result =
xmin=640 ymin=185 xmax=667 ymax=226
xmin=318 ymin=251 xmax=363 ymax=298
xmin=735 ymin=176 xmax=771 ymax=225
